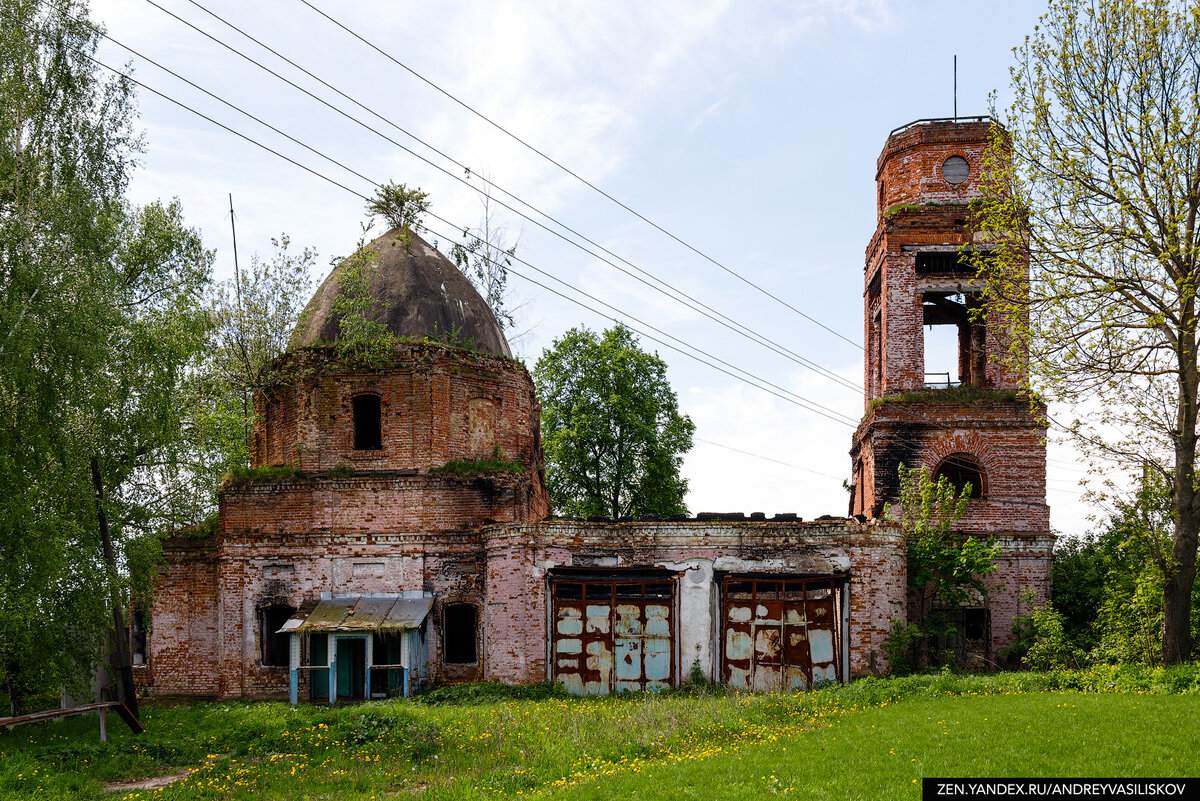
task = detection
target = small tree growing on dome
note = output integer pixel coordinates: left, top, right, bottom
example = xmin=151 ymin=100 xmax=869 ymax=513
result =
xmin=366 ymin=181 xmax=430 ymax=246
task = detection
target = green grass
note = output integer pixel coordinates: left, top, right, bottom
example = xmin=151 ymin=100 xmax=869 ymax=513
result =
xmin=547 ymin=693 xmax=1198 ymax=800
xmin=1 ymin=668 xmax=1197 ymax=800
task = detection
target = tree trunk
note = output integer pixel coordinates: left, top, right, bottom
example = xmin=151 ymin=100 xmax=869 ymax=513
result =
xmin=90 ymin=458 xmax=140 ymax=721
xmin=1166 ymin=327 xmax=1200 ymax=663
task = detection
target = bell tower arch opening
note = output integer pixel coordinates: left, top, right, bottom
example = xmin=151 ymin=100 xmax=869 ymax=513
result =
xmin=849 ymin=116 xmax=1053 ymax=660
xmin=933 ymin=452 xmax=986 ymax=499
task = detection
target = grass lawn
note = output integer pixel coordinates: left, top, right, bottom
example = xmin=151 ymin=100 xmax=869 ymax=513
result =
xmin=1 ymin=668 xmax=1197 ymax=800
xmin=546 ymin=693 xmax=1199 ymax=800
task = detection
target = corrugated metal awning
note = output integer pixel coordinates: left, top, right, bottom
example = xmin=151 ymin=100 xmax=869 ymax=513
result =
xmin=277 ymin=594 xmax=433 ymax=634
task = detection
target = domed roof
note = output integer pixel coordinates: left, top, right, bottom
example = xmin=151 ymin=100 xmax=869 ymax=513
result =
xmin=290 ymin=227 xmax=512 ymax=358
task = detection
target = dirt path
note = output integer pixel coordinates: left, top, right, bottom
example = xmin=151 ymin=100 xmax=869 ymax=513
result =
xmin=104 ymin=768 xmax=193 ymax=792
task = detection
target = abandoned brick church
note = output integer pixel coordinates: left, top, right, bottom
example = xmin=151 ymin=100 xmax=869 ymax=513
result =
xmin=136 ymin=118 xmax=1053 ymax=701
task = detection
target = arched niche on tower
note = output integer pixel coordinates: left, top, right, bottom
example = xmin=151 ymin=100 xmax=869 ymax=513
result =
xmin=932 ymin=452 xmax=986 ymax=499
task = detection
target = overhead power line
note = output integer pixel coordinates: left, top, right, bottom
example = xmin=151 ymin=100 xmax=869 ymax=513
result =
xmin=694 ymin=438 xmax=846 ymax=482
xmin=21 ymin=2 xmax=1066 ymax=503
xmin=298 ymin=0 xmax=862 ymax=351
xmin=17 ymin=2 xmax=864 ymax=433
xmin=134 ymin=0 xmax=862 ymax=397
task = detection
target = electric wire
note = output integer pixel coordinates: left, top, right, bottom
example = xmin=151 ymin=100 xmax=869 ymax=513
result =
xmin=133 ymin=0 xmax=863 ymax=397
xmin=298 ymin=0 xmax=864 ymax=351
xmin=76 ymin=4 xmax=1054 ymax=484
xmin=16 ymin=3 xmax=862 ymax=431
xmin=14 ymin=3 xmax=1074 ymax=512
xmin=694 ymin=438 xmax=846 ymax=482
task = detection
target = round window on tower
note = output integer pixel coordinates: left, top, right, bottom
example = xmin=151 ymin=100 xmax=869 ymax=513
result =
xmin=942 ymin=156 xmax=969 ymax=185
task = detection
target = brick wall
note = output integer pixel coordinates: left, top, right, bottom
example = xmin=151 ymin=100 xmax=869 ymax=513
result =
xmin=875 ymin=120 xmax=997 ymax=219
xmin=988 ymin=533 xmax=1054 ymax=653
xmin=145 ymin=534 xmax=220 ymax=698
xmin=481 ymin=518 xmax=908 ymax=681
xmin=850 ymin=400 xmax=1049 ymax=531
xmin=146 ymin=342 xmax=548 ymax=699
xmin=251 ymin=343 xmax=546 ymax=489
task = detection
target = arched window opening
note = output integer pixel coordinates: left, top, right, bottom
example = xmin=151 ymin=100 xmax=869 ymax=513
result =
xmin=933 ymin=453 xmax=985 ymax=499
xmin=443 ymin=603 xmax=478 ymax=665
xmin=352 ymin=394 xmax=382 ymax=451
xmin=259 ymin=604 xmax=295 ymax=667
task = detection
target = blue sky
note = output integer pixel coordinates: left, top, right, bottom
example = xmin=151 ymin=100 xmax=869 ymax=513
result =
xmin=88 ymin=0 xmax=1096 ymax=534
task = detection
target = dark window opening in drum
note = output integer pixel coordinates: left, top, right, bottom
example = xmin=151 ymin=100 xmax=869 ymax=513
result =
xmin=352 ymin=394 xmax=382 ymax=450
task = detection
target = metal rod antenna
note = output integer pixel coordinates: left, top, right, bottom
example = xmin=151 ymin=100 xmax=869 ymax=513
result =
xmin=229 ymin=193 xmax=242 ymax=305
xmin=954 ymin=55 xmax=958 ymax=118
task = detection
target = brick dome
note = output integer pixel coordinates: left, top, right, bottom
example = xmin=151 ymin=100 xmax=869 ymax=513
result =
xmin=290 ymin=227 xmax=512 ymax=357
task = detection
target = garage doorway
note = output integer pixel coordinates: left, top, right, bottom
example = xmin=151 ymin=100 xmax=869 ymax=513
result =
xmin=720 ymin=576 xmax=843 ymax=691
xmin=550 ymin=573 xmax=675 ymax=695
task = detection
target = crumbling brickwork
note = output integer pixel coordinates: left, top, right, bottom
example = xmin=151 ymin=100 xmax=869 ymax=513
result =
xmin=143 ymin=118 xmax=1054 ymax=699
xmin=482 ymin=518 xmax=906 ymax=681
xmin=143 ymin=344 xmax=549 ymax=699
xmin=851 ymin=118 xmax=1053 ymax=661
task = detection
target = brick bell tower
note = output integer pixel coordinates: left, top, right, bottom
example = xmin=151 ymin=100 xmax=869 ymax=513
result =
xmin=849 ymin=118 xmax=1052 ymax=654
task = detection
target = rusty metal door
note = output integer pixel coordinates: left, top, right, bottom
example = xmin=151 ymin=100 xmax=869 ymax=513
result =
xmin=721 ymin=577 xmax=841 ymax=691
xmin=551 ymin=576 xmax=674 ymax=695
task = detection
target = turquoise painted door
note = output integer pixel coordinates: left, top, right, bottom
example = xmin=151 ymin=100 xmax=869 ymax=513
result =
xmin=336 ymin=638 xmax=366 ymax=699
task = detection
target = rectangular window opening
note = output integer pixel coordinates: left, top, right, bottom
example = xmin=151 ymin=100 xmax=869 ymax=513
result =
xmin=352 ymin=394 xmax=382 ymax=450
xmin=259 ymin=605 xmax=295 ymax=667
xmin=922 ymin=291 xmax=985 ymax=388
xmin=443 ymin=604 xmax=478 ymax=665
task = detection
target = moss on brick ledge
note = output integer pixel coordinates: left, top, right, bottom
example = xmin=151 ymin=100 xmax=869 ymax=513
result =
xmin=160 ymin=512 xmax=219 ymax=541
xmin=432 ymin=446 xmax=524 ymax=476
xmin=222 ymin=464 xmax=310 ymax=489
xmin=868 ymin=386 xmax=1022 ymax=411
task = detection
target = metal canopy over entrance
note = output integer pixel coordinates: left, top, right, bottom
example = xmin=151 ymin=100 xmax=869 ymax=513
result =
xmin=550 ymin=573 xmax=675 ymax=695
xmin=279 ymin=592 xmax=433 ymax=704
xmin=720 ymin=576 xmax=843 ymax=691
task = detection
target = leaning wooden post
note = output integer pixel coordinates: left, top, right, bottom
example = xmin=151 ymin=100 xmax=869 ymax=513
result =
xmin=90 ymin=457 xmax=140 ymax=725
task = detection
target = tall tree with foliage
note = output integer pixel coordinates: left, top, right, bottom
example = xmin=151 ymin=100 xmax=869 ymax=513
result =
xmin=1050 ymin=471 xmax=1200 ymax=665
xmin=534 ymin=325 xmax=695 ymax=519
xmin=193 ymin=235 xmax=314 ymax=493
xmin=0 ymin=0 xmax=211 ymax=711
xmin=974 ymin=0 xmax=1200 ymax=663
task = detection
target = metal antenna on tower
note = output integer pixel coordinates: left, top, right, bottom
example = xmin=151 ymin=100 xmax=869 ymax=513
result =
xmin=229 ymin=193 xmax=242 ymax=304
xmin=954 ymin=55 xmax=958 ymax=118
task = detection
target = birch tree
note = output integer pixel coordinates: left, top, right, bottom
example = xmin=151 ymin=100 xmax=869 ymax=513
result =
xmin=0 ymin=0 xmax=211 ymax=709
xmin=974 ymin=0 xmax=1200 ymax=662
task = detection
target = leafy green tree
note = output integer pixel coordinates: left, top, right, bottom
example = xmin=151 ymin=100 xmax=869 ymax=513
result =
xmin=1008 ymin=592 xmax=1086 ymax=671
xmin=193 ymin=235 xmax=315 ymax=491
xmin=365 ymin=181 xmax=429 ymax=246
xmin=1086 ymin=471 xmax=1200 ymax=665
xmin=534 ymin=325 xmax=695 ymax=519
xmin=893 ymin=464 xmax=999 ymax=628
xmin=0 ymin=0 xmax=211 ymax=711
xmin=883 ymin=465 xmax=999 ymax=672
xmin=973 ymin=0 xmax=1200 ymax=663
xmin=1048 ymin=534 xmax=1112 ymax=654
